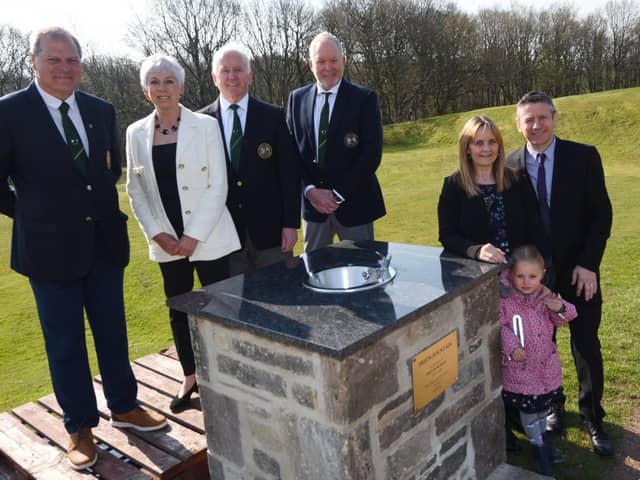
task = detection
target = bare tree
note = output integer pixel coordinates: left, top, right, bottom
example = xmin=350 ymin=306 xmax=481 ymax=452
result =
xmin=606 ymin=0 xmax=639 ymax=88
xmin=128 ymin=0 xmax=242 ymax=109
xmin=244 ymin=0 xmax=317 ymax=105
xmin=0 ymin=25 xmax=30 ymax=96
xmin=82 ymin=55 xmax=151 ymax=148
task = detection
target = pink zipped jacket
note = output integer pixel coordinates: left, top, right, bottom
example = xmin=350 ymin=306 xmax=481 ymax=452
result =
xmin=499 ymin=271 xmax=577 ymax=395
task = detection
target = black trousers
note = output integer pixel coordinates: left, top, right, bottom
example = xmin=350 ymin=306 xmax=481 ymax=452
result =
xmin=545 ymin=264 xmax=605 ymax=422
xmin=159 ymin=257 xmax=228 ymax=376
xmin=567 ymin=300 xmax=605 ymax=421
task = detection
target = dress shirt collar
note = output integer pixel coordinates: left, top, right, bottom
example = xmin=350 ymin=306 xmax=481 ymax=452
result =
xmin=34 ymin=78 xmax=77 ymax=111
xmin=525 ymin=136 xmax=556 ymax=165
xmin=315 ymin=80 xmax=341 ymax=97
xmin=220 ymin=93 xmax=249 ymax=113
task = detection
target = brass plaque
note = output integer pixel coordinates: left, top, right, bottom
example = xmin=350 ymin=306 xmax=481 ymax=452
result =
xmin=412 ymin=330 xmax=458 ymax=413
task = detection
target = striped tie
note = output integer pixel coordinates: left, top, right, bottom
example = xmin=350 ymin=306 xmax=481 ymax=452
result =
xmin=317 ymin=92 xmax=331 ymax=167
xmin=59 ymin=101 xmax=87 ymax=176
xmin=229 ymin=104 xmax=243 ymax=172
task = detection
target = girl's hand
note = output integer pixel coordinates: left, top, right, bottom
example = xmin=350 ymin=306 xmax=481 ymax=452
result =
xmin=544 ymin=296 xmax=564 ymax=313
xmin=511 ymin=347 xmax=527 ymax=362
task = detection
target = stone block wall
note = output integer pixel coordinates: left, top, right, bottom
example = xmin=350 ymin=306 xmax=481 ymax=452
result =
xmin=190 ymin=274 xmax=505 ymax=480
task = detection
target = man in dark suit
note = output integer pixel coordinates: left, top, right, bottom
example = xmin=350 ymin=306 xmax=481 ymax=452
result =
xmin=200 ymin=42 xmax=301 ymax=275
xmin=287 ymin=31 xmax=386 ymax=252
xmin=506 ymin=91 xmax=613 ymax=456
xmin=0 ymin=27 xmax=166 ymax=471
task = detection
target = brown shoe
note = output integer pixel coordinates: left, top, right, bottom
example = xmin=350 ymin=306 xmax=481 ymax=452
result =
xmin=67 ymin=428 xmax=97 ymax=470
xmin=111 ymin=406 xmax=167 ymax=431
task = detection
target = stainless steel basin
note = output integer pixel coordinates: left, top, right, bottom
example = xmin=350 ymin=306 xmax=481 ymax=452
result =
xmin=303 ymin=264 xmax=396 ymax=293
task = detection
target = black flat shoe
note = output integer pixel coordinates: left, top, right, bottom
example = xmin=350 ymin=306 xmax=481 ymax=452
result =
xmin=170 ymin=383 xmax=198 ymax=412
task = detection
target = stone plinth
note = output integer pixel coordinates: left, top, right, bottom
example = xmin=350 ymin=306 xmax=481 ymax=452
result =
xmin=168 ymin=242 xmax=505 ymax=480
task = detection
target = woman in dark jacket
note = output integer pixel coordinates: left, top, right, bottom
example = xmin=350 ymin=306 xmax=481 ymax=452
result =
xmin=438 ymin=115 xmax=540 ymax=263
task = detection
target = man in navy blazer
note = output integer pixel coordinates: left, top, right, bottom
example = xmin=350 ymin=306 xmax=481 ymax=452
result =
xmin=200 ymin=42 xmax=301 ymax=274
xmin=287 ymin=32 xmax=386 ymax=252
xmin=0 ymin=27 xmax=166 ymax=470
xmin=506 ymin=91 xmax=613 ymax=456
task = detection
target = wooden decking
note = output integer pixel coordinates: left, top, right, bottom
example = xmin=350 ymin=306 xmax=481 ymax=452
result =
xmin=0 ymin=348 xmax=209 ymax=479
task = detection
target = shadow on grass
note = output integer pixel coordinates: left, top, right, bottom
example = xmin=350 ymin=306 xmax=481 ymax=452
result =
xmin=507 ymin=410 xmax=640 ymax=480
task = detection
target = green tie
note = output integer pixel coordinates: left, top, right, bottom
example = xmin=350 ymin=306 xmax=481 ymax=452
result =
xmin=229 ymin=104 xmax=243 ymax=172
xmin=59 ymin=101 xmax=87 ymax=177
xmin=317 ymin=92 xmax=331 ymax=167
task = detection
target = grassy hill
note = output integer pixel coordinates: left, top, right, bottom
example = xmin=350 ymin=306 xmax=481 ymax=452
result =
xmin=1 ymin=87 xmax=638 ymax=479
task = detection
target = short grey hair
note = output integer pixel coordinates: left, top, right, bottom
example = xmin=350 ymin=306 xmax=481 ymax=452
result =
xmin=212 ymin=42 xmax=253 ymax=73
xmin=30 ymin=27 xmax=82 ymax=59
xmin=516 ymin=91 xmax=557 ymax=118
xmin=139 ymin=54 xmax=185 ymax=89
xmin=308 ymin=31 xmax=343 ymax=59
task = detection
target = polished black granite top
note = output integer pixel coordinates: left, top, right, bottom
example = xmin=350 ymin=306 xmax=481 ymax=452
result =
xmin=168 ymin=241 xmax=502 ymax=358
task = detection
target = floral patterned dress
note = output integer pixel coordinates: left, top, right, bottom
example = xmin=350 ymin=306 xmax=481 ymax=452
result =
xmin=479 ymin=184 xmax=509 ymax=254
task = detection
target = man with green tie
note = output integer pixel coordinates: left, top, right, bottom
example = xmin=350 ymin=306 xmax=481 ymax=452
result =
xmin=287 ymin=32 xmax=386 ymax=252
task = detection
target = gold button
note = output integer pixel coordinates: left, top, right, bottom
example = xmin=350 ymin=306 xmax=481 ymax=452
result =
xmin=236 ymin=180 xmax=243 ymax=187
xmin=86 ymin=185 xmax=92 ymax=191
xmin=85 ymin=216 xmax=93 ymax=222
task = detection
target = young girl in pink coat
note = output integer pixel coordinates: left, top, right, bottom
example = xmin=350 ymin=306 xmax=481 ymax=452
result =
xmin=500 ymin=245 xmax=577 ymax=476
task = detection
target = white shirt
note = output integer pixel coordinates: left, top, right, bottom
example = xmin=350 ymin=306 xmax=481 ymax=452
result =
xmin=34 ymin=79 xmax=90 ymax=155
xmin=219 ymin=93 xmax=249 ymax=155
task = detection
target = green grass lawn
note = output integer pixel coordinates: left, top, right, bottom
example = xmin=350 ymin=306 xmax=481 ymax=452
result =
xmin=1 ymin=88 xmax=639 ymax=479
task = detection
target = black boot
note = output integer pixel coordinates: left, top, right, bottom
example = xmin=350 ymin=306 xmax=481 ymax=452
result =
xmin=534 ymin=444 xmax=555 ymax=477
xmin=546 ymin=401 xmax=564 ymax=434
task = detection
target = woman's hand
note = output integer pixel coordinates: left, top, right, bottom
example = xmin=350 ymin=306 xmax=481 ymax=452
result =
xmin=152 ymin=232 xmax=180 ymax=255
xmin=477 ymin=243 xmax=507 ymax=263
xmin=176 ymin=234 xmax=198 ymax=257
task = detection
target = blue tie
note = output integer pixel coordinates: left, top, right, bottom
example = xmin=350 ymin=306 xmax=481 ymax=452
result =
xmin=536 ymin=153 xmax=552 ymax=259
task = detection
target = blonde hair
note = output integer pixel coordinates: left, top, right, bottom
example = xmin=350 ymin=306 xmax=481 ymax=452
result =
xmin=509 ymin=245 xmax=545 ymax=272
xmin=455 ymin=115 xmax=512 ymax=197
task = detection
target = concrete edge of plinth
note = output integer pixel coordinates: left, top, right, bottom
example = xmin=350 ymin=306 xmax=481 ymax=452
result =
xmin=486 ymin=463 xmax=554 ymax=480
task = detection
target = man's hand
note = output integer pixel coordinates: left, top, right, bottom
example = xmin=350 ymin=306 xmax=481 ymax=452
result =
xmin=281 ymin=228 xmax=297 ymax=252
xmin=477 ymin=243 xmax=507 ymax=264
xmin=306 ymin=188 xmax=339 ymax=215
xmin=153 ymin=232 xmax=179 ymax=255
xmin=572 ymin=265 xmax=598 ymax=301
xmin=176 ymin=234 xmax=198 ymax=258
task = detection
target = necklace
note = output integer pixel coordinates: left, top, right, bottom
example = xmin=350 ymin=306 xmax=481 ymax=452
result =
xmin=155 ymin=116 xmax=180 ymax=135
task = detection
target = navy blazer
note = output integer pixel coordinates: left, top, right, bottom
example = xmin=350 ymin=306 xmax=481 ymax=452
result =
xmin=199 ymin=96 xmax=301 ymax=250
xmin=506 ymin=139 xmax=612 ymax=304
xmin=437 ymin=170 xmax=541 ymax=258
xmin=0 ymin=83 xmax=128 ymax=281
xmin=286 ymin=80 xmax=386 ymax=226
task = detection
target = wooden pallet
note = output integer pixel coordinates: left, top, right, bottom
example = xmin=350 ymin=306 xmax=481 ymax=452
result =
xmin=0 ymin=347 xmax=209 ymax=480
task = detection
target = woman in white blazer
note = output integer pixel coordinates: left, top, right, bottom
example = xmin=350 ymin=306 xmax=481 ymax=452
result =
xmin=126 ymin=54 xmax=240 ymax=412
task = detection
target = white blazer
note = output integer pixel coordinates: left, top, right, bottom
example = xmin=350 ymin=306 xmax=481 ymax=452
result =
xmin=126 ymin=106 xmax=240 ymax=263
